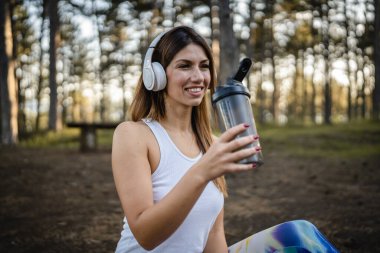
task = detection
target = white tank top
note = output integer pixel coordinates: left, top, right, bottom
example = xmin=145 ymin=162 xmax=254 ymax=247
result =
xmin=115 ymin=119 xmax=224 ymax=253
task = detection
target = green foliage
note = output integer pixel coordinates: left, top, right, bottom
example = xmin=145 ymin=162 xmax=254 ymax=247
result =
xmin=19 ymin=123 xmax=379 ymax=160
xmin=97 ymin=129 xmax=115 ymax=148
xmin=260 ymin=121 xmax=380 ymax=158
xmin=20 ymin=129 xmax=80 ymax=149
xmin=20 ymin=129 xmax=115 ymax=149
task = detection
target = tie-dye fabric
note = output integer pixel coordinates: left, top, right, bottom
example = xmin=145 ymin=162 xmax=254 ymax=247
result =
xmin=228 ymin=220 xmax=339 ymax=253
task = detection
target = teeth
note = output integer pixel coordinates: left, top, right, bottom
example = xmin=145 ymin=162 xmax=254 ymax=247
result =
xmin=187 ymin=88 xmax=202 ymax=92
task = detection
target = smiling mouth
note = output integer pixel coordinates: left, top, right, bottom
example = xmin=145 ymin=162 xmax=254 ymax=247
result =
xmin=185 ymin=87 xmax=203 ymax=92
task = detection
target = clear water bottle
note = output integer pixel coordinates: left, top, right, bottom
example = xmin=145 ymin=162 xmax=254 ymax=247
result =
xmin=212 ymin=58 xmax=263 ymax=166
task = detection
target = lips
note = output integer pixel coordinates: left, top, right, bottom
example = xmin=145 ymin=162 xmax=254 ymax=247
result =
xmin=186 ymin=87 xmax=202 ymax=92
xmin=185 ymin=86 xmax=204 ymax=96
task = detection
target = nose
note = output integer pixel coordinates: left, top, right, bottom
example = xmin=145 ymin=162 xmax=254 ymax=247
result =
xmin=191 ymin=67 xmax=204 ymax=83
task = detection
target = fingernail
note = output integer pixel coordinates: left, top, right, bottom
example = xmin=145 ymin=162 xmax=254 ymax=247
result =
xmin=253 ymin=135 xmax=259 ymax=140
xmin=252 ymin=163 xmax=257 ymax=168
xmin=244 ymin=123 xmax=250 ymax=128
xmin=255 ymin=147 xmax=262 ymax=151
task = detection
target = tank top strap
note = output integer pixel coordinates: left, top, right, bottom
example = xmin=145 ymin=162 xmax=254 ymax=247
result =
xmin=142 ymin=118 xmax=158 ymax=134
xmin=142 ymin=118 xmax=172 ymax=171
xmin=142 ymin=118 xmax=202 ymax=162
xmin=142 ymin=118 xmax=171 ymax=146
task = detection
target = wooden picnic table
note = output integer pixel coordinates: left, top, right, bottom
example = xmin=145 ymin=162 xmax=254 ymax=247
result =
xmin=66 ymin=122 xmax=120 ymax=152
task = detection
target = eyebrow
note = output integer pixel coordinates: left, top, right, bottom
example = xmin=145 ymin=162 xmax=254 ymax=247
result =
xmin=174 ymin=58 xmax=209 ymax=64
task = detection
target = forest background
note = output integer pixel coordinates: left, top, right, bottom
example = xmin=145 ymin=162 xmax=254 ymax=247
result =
xmin=1 ymin=0 xmax=379 ymax=141
xmin=0 ymin=0 xmax=379 ymax=253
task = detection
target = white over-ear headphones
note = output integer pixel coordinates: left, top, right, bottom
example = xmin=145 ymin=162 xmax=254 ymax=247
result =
xmin=143 ymin=30 xmax=169 ymax=91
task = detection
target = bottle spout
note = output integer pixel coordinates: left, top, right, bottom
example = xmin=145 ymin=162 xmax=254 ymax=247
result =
xmin=232 ymin=58 xmax=252 ymax=82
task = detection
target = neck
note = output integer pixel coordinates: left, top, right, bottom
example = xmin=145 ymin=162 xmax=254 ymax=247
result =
xmin=160 ymin=100 xmax=193 ymax=132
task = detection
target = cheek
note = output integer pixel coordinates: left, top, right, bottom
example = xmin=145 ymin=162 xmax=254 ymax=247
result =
xmin=204 ymin=73 xmax=211 ymax=87
xmin=167 ymin=71 xmax=186 ymax=88
xmin=166 ymin=77 xmax=183 ymax=95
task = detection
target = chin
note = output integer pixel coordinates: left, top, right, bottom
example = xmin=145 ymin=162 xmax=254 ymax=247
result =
xmin=187 ymin=99 xmax=204 ymax=107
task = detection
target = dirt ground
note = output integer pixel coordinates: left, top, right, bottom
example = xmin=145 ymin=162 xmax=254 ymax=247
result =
xmin=0 ymin=142 xmax=379 ymax=253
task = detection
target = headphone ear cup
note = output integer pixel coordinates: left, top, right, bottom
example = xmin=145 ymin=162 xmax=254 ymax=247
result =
xmin=151 ymin=62 xmax=167 ymax=91
xmin=143 ymin=67 xmax=155 ymax=90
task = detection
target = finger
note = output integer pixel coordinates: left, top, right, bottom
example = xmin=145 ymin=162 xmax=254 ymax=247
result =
xmin=222 ymin=145 xmax=259 ymax=163
xmin=224 ymin=162 xmax=256 ymax=173
xmin=225 ymin=134 xmax=256 ymax=152
xmin=219 ymin=123 xmax=249 ymax=143
xmin=230 ymin=146 xmax=260 ymax=162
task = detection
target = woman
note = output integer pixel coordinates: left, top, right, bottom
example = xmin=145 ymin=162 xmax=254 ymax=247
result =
xmin=112 ymin=26 xmax=339 ymax=253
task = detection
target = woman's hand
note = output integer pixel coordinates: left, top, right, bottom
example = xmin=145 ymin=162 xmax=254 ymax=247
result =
xmin=195 ymin=123 xmax=260 ymax=181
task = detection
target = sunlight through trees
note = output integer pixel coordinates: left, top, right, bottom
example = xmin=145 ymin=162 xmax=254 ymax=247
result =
xmin=0 ymin=0 xmax=378 ymax=144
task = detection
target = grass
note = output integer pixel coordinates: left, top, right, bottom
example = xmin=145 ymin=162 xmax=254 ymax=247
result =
xmin=20 ymin=128 xmax=115 ymax=149
xmin=259 ymin=121 xmax=380 ymax=158
xmin=18 ymin=121 xmax=380 ymax=159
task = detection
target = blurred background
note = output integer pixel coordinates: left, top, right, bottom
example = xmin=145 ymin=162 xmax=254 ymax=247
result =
xmin=0 ymin=0 xmax=379 ymax=143
xmin=1 ymin=0 xmax=379 ymax=252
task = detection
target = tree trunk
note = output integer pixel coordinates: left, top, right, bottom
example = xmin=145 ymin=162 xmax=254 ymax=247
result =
xmin=209 ymin=0 xmax=220 ymax=77
xmin=36 ymin=0 xmax=47 ymax=131
xmin=270 ymin=19 xmax=278 ymax=123
xmin=360 ymin=62 xmax=366 ymax=119
xmin=92 ymin=0 xmax=106 ymax=122
xmin=0 ymin=0 xmax=18 ymax=144
xmin=218 ymin=0 xmax=239 ymax=85
xmin=258 ymin=66 xmax=265 ymax=124
xmin=373 ymin=0 xmax=380 ymax=120
xmin=8 ymin=0 xmax=25 ymax=136
xmin=289 ymin=54 xmax=300 ymax=122
xmin=301 ymin=50 xmax=308 ymax=123
xmin=310 ymin=0 xmax=321 ymax=124
xmin=311 ymin=61 xmax=317 ymax=123
xmin=257 ymin=20 xmax=265 ymax=124
xmin=322 ymin=1 xmax=332 ymax=124
xmin=343 ymin=0 xmax=352 ymax=121
xmin=121 ymin=61 xmax=128 ymax=120
xmin=244 ymin=0 xmax=256 ymax=92
xmin=48 ymin=0 xmax=59 ymax=130
xmin=355 ymin=54 xmax=365 ymax=119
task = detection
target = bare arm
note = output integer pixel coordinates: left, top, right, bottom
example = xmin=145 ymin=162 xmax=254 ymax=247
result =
xmin=112 ymin=122 xmax=257 ymax=250
xmin=204 ymin=209 xmax=228 ymax=253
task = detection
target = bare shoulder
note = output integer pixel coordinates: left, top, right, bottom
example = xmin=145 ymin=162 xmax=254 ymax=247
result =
xmin=114 ymin=120 xmax=153 ymax=138
xmin=114 ymin=121 xmax=149 ymax=135
xmin=113 ymin=121 xmax=153 ymax=150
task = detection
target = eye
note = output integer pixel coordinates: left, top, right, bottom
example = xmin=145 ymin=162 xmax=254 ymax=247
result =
xmin=201 ymin=63 xmax=210 ymax=69
xmin=178 ymin=63 xmax=191 ymax=69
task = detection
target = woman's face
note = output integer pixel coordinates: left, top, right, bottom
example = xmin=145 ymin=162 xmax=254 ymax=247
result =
xmin=165 ymin=43 xmax=211 ymax=108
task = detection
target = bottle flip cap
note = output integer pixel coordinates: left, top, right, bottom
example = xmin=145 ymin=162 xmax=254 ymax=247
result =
xmin=212 ymin=58 xmax=253 ymax=104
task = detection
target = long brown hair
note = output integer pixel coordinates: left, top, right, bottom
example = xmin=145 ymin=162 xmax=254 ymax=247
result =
xmin=129 ymin=26 xmax=227 ymax=196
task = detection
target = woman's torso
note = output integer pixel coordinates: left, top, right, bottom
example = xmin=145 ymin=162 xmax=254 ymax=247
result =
xmin=115 ymin=119 xmax=224 ymax=253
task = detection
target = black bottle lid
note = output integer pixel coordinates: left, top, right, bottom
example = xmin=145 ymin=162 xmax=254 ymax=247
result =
xmin=212 ymin=57 xmax=252 ymax=104
xmin=212 ymin=79 xmax=250 ymax=104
